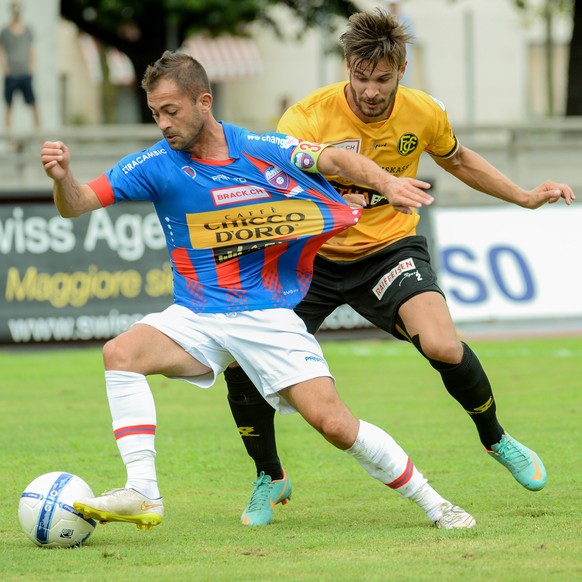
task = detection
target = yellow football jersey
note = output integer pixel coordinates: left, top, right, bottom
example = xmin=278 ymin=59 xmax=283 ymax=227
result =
xmin=277 ymin=82 xmax=458 ymax=261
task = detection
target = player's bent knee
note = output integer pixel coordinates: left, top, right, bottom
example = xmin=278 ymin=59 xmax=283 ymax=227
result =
xmin=417 ymin=336 xmax=463 ymax=364
xmin=309 ymin=413 xmax=358 ymax=450
xmin=102 ymin=336 xmax=135 ymax=370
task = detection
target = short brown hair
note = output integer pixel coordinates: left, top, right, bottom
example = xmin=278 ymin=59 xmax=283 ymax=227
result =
xmin=141 ymin=50 xmax=211 ymax=101
xmin=339 ymin=8 xmax=413 ymax=73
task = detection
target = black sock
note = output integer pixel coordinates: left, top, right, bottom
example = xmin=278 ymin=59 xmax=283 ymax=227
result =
xmin=224 ymin=366 xmax=283 ymax=480
xmin=430 ymin=343 xmax=504 ymax=449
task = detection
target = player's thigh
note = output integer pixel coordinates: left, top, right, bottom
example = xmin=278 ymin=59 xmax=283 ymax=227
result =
xmin=225 ymin=309 xmax=340 ymax=414
xmin=342 ymin=237 xmax=441 ymax=337
xmin=294 ymin=295 xmax=337 ymax=334
xmin=103 ymin=323 xmax=210 ymax=377
xmin=398 ymin=291 xmax=456 ymax=338
xmin=294 ymin=261 xmax=344 ymax=333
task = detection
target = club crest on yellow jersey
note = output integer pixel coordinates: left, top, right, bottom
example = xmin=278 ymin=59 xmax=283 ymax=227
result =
xmin=397 ymin=133 xmax=419 ymax=156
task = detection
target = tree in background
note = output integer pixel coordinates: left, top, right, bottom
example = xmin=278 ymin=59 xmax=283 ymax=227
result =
xmin=566 ymin=0 xmax=582 ymax=114
xmin=60 ymin=0 xmax=359 ymax=122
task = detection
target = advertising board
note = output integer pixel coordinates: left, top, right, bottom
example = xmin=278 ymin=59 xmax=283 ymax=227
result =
xmin=1 ymin=196 xmax=171 ymax=343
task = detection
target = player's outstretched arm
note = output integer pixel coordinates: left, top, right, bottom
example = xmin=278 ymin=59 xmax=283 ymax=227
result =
xmin=40 ymin=140 xmax=102 ymax=218
xmin=434 ymin=144 xmax=575 ymax=209
xmin=316 ymin=146 xmax=434 ymax=214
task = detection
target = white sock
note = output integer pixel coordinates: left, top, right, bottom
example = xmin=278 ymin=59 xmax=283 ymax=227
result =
xmin=345 ymin=420 xmax=447 ymax=521
xmin=105 ymin=370 xmax=160 ymax=499
xmin=409 ymin=482 xmax=449 ymax=523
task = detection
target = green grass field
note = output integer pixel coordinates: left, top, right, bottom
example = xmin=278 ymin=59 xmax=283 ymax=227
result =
xmin=1 ymin=336 xmax=581 ymax=581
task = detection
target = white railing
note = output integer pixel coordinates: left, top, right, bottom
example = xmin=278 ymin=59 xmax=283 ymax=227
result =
xmin=2 ymin=119 xmax=582 ymax=202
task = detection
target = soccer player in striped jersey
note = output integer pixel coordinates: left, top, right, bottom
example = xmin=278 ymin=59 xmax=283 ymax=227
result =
xmin=40 ymin=50 xmax=475 ymax=531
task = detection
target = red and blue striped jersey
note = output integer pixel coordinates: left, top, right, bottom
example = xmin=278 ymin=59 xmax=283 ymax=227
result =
xmin=88 ymin=122 xmax=361 ymax=313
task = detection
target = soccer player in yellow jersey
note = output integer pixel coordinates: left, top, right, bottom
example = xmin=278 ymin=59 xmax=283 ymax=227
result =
xmin=225 ymin=8 xmax=575 ymax=526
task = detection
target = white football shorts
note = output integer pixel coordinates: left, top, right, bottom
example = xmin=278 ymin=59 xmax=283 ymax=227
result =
xmin=137 ymin=304 xmax=333 ymax=414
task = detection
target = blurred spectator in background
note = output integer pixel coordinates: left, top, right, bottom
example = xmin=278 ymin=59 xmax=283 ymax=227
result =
xmin=0 ymin=1 xmax=40 ymax=132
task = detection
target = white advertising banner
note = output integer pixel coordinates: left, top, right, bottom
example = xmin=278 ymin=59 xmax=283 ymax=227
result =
xmin=432 ymin=205 xmax=582 ymax=322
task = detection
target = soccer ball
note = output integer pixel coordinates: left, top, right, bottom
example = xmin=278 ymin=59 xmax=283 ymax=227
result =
xmin=18 ymin=472 xmax=97 ymax=548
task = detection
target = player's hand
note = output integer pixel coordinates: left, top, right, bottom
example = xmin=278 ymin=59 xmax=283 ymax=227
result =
xmin=382 ymin=177 xmax=434 ymax=214
xmin=525 ymin=181 xmax=575 ymax=209
xmin=40 ymin=141 xmax=70 ymax=181
xmin=343 ymin=193 xmax=367 ymax=208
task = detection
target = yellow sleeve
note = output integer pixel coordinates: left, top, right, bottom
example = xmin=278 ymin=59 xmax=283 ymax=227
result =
xmin=277 ymin=104 xmax=318 ymax=142
xmin=424 ymin=95 xmax=459 ymax=158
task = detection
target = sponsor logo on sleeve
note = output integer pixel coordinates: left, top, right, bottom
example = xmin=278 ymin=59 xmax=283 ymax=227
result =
xmin=332 ymin=139 xmax=362 ymax=153
xmin=260 ymin=134 xmax=298 ymax=149
xmin=121 ymin=148 xmax=166 ymax=175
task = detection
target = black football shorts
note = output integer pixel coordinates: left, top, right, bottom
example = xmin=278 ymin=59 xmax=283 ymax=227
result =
xmin=294 ymin=235 xmax=445 ymax=339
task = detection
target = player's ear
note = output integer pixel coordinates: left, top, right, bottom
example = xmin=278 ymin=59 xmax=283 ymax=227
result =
xmin=398 ymin=61 xmax=407 ymax=81
xmin=198 ymin=92 xmax=213 ymax=112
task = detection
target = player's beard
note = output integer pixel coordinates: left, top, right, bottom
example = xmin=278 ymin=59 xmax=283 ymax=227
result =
xmin=351 ymin=81 xmax=399 ymax=121
xmin=164 ymin=118 xmax=204 ymax=153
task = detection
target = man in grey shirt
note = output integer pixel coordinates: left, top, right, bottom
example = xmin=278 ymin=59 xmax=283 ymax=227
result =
xmin=0 ymin=1 xmax=40 ymax=131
